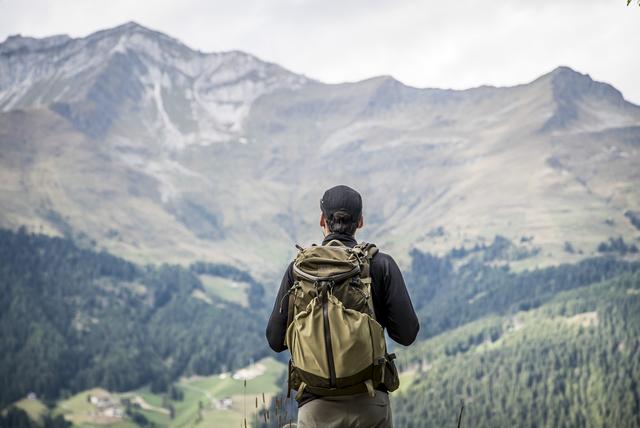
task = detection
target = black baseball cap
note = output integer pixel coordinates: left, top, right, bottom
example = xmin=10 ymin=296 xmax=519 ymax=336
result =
xmin=320 ymin=185 xmax=362 ymax=220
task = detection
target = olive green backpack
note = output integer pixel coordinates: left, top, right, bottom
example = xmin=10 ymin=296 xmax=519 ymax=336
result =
xmin=283 ymin=240 xmax=399 ymax=400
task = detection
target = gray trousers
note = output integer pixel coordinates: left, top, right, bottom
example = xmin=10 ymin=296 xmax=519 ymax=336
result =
xmin=297 ymin=391 xmax=393 ymax=428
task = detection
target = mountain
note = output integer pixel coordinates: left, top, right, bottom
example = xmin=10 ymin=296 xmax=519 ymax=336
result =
xmin=0 ymin=22 xmax=307 ymax=141
xmin=1 ymin=22 xmax=639 ymax=280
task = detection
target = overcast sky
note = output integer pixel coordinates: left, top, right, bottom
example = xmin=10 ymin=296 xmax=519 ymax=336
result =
xmin=1 ymin=0 xmax=639 ymax=103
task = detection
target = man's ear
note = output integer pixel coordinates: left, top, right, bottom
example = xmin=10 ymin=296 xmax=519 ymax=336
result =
xmin=320 ymin=213 xmax=326 ymax=228
xmin=357 ymin=215 xmax=364 ymax=229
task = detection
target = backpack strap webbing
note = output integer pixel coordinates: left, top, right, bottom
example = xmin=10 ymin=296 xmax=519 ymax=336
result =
xmin=355 ymin=242 xmax=378 ymax=278
xmin=354 ymin=242 xmax=378 ymax=320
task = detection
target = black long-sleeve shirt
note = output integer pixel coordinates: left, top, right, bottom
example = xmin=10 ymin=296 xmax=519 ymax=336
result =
xmin=266 ymin=232 xmax=420 ymax=353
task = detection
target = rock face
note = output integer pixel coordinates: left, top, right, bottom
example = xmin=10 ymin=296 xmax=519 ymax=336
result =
xmin=0 ymin=22 xmax=307 ymax=143
xmin=1 ymin=22 xmax=639 ymax=279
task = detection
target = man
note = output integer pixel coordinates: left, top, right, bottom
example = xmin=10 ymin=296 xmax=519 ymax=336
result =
xmin=266 ymin=185 xmax=420 ymax=427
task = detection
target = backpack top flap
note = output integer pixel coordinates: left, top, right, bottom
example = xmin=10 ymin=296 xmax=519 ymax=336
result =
xmin=293 ymin=240 xmax=361 ymax=282
xmin=288 ymin=240 xmax=379 ymax=329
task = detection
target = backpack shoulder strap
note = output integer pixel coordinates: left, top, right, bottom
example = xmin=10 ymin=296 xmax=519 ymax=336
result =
xmin=355 ymin=242 xmax=378 ymax=256
xmin=354 ymin=242 xmax=378 ymax=277
xmin=353 ymin=242 xmax=378 ymax=319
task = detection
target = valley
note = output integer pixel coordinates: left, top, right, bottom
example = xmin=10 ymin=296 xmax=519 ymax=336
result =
xmin=1 ymin=22 xmax=639 ymax=428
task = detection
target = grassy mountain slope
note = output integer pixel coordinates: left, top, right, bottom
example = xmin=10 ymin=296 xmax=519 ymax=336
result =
xmin=1 ymin=24 xmax=639 ymax=279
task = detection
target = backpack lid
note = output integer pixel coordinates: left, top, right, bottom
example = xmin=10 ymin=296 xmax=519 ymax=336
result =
xmin=293 ymin=240 xmax=361 ymax=282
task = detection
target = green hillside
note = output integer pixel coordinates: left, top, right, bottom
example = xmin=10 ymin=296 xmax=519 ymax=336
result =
xmin=3 ymin=228 xmax=640 ymax=427
xmin=43 ymin=357 xmax=286 ymax=428
xmin=406 ymin=239 xmax=640 ymax=340
xmin=0 ymin=228 xmax=270 ymax=410
xmin=393 ymin=270 xmax=640 ymax=427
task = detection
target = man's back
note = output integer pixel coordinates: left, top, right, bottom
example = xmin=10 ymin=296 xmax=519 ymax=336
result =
xmin=265 ymin=185 xmax=419 ymax=427
xmin=266 ymin=232 xmax=419 ymax=353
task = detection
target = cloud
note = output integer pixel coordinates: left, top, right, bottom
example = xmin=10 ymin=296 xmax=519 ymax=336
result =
xmin=1 ymin=0 xmax=638 ymax=103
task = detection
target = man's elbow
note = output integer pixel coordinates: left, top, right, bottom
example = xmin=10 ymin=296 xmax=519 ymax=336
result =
xmin=391 ymin=321 xmax=420 ymax=346
xmin=265 ymin=327 xmax=287 ymax=353
xmin=268 ymin=340 xmax=287 ymax=353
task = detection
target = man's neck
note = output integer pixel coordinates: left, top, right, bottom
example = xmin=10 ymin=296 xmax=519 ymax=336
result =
xmin=322 ymin=232 xmax=357 ymax=247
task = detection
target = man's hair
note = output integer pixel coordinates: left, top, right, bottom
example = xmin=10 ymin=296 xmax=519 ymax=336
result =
xmin=325 ymin=210 xmax=359 ymax=235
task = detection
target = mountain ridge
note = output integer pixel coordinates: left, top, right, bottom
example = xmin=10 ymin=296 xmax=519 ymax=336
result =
xmin=5 ymin=23 xmax=637 ymax=105
xmin=0 ymin=22 xmax=639 ymax=281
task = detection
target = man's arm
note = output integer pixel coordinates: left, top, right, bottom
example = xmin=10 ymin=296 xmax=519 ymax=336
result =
xmin=372 ymin=253 xmax=420 ymax=346
xmin=265 ymin=262 xmax=294 ymax=352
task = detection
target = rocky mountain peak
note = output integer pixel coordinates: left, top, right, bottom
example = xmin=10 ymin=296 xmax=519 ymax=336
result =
xmin=547 ymin=66 xmax=622 ymax=100
xmin=539 ymin=66 xmax=628 ymax=132
xmin=0 ymin=22 xmax=309 ymax=143
xmin=111 ymin=21 xmax=149 ymax=32
xmin=0 ymin=34 xmax=72 ymax=55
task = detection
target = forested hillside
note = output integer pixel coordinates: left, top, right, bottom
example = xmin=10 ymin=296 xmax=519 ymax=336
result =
xmin=406 ymin=238 xmax=640 ymax=339
xmin=0 ymin=228 xmax=268 ymax=409
xmin=394 ymin=270 xmax=640 ymax=427
xmin=386 ymin=244 xmax=640 ymax=426
xmin=3 ymin=228 xmax=640 ymax=427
